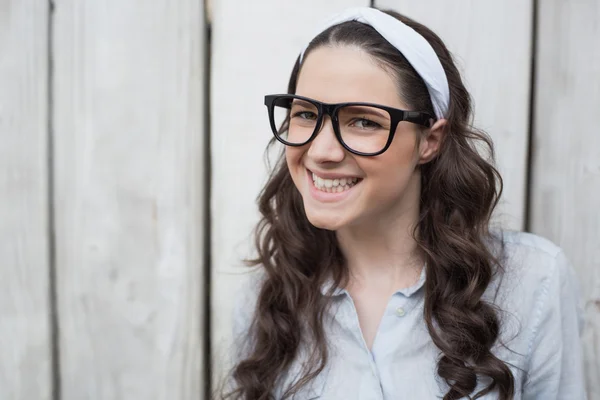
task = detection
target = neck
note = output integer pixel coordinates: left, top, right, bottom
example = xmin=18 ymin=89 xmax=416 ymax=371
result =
xmin=335 ymin=184 xmax=424 ymax=293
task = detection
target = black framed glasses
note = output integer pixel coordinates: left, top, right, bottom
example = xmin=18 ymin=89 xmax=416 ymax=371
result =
xmin=264 ymin=94 xmax=435 ymax=156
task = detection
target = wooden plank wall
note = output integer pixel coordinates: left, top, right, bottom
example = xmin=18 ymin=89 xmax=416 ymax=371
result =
xmin=209 ymin=0 xmax=370 ymax=388
xmin=1 ymin=0 xmax=599 ymax=398
xmin=0 ymin=1 xmax=53 ymax=399
xmin=52 ymin=1 xmax=206 ymax=399
xmin=531 ymin=1 xmax=600 ymax=397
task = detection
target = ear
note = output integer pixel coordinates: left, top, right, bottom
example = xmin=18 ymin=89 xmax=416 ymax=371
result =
xmin=417 ymin=119 xmax=446 ymax=164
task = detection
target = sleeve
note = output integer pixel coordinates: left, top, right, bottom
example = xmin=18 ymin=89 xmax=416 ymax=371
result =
xmin=522 ymin=250 xmax=587 ymax=399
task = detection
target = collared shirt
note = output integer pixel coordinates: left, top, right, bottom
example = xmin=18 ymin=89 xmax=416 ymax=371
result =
xmin=229 ymin=231 xmax=586 ymax=399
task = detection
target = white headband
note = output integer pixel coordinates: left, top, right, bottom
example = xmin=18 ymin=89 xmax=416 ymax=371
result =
xmin=299 ymin=7 xmax=449 ymax=119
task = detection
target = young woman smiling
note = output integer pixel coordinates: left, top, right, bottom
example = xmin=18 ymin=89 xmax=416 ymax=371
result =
xmin=222 ymin=7 xmax=585 ymax=400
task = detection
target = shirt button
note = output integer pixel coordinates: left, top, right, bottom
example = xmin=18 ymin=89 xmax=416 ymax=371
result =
xmin=395 ymin=307 xmax=406 ymax=317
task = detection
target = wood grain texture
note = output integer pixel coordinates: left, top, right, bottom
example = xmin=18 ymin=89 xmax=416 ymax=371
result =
xmin=210 ymin=0 xmax=369 ymax=388
xmin=375 ymin=0 xmax=533 ymax=230
xmin=52 ymin=1 xmax=206 ymax=398
xmin=0 ymin=1 xmax=52 ymax=399
xmin=531 ymin=1 xmax=600 ymax=396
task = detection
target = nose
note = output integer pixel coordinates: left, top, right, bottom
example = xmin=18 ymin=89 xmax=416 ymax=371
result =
xmin=306 ymin=116 xmax=346 ymax=163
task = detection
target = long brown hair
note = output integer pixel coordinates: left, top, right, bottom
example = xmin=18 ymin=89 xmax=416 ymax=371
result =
xmin=224 ymin=9 xmax=514 ymax=400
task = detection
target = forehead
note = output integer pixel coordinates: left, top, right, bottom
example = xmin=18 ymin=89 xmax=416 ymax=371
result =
xmin=296 ymin=45 xmax=405 ymax=108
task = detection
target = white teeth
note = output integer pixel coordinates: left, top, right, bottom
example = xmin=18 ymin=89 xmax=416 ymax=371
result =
xmin=310 ymin=171 xmax=360 ymax=193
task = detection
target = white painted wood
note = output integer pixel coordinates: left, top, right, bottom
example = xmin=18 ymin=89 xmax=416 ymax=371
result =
xmin=375 ymin=0 xmax=533 ymax=230
xmin=210 ymin=0 xmax=370 ymax=388
xmin=52 ymin=1 xmax=206 ymax=399
xmin=0 ymin=1 xmax=52 ymax=399
xmin=531 ymin=1 xmax=600 ymax=396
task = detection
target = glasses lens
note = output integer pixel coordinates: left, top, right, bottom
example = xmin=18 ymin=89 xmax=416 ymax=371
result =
xmin=337 ymin=105 xmax=392 ymax=154
xmin=272 ymin=96 xmax=319 ymax=145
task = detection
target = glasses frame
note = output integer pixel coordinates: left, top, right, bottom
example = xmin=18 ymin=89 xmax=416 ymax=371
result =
xmin=264 ymin=94 xmax=435 ymax=156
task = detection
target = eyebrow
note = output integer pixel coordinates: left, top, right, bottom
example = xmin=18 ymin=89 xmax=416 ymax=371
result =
xmin=291 ymin=99 xmax=316 ymax=108
xmin=341 ymin=105 xmax=388 ymax=119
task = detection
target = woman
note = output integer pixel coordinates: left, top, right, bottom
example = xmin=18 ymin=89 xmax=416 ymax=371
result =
xmin=222 ymin=7 xmax=585 ymax=400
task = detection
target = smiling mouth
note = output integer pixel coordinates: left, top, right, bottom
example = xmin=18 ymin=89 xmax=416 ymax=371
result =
xmin=310 ymin=170 xmax=362 ymax=193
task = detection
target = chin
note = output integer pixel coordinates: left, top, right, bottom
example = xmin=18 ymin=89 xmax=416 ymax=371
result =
xmin=303 ymin=207 xmax=349 ymax=231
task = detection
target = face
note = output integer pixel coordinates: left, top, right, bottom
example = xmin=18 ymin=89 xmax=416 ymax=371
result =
xmin=286 ymin=45 xmax=442 ymax=231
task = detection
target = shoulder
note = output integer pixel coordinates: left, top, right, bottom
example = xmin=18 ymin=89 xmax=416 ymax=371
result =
xmin=490 ymin=229 xmax=572 ymax=291
xmin=489 ymin=231 xmax=586 ymax=395
xmin=486 ymin=229 xmax=584 ymax=346
xmin=485 ymin=229 xmax=582 ymax=333
xmin=219 ymin=268 xmax=266 ymax=395
xmin=231 ymin=267 xmax=267 ymax=339
xmin=500 ymin=229 xmax=563 ymax=258
xmin=229 ymin=267 xmax=269 ymax=364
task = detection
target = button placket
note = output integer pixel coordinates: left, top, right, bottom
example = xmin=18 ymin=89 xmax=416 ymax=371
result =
xmin=370 ymin=360 xmax=378 ymax=377
xmin=341 ymin=296 xmax=385 ymax=399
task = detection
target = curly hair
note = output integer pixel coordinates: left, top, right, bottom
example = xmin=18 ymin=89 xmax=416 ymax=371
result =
xmin=223 ymin=9 xmax=515 ymax=400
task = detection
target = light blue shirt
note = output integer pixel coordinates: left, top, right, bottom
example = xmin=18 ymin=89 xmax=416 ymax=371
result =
xmin=230 ymin=231 xmax=586 ymax=399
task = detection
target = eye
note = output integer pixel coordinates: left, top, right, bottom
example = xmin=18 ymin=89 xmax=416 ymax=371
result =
xmin=292 ymin=111 xmax=317 ymax=120
xmin=352 ymin=118 xmax=381 ymax=129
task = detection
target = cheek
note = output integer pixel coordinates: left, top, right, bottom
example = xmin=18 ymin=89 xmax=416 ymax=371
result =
xmin=285 ymin=147 xmax=306 ymax=183
xmin=285 ymin=146 xmax=303 ymax=167
xmin=362 ymin=135 xmax=419 ymax=193
xmin=374 ymin=133 xmax=419 ymax=173
xmin=392 ymin=128 xmax=421 ymax=160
